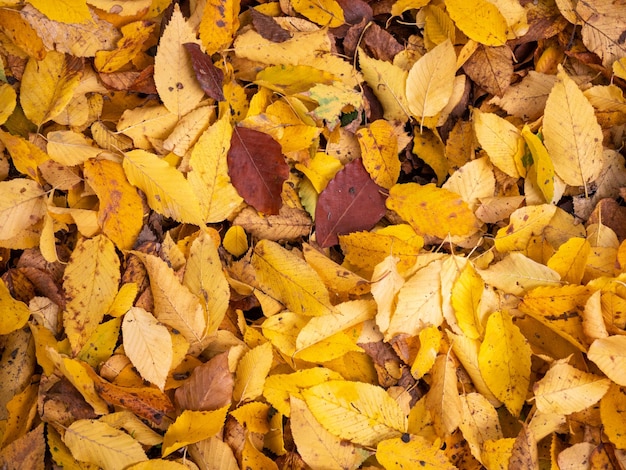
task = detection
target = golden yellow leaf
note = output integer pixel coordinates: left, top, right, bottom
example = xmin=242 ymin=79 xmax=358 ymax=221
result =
xmin=183 ymin=230 xmax=230 ymax=334
xmin=425 ymin=353 xmax=463 ymax=436
xmin=405 ymin=39 xmax=456 ymax=121
xmin=0 ymin=130 xmax=49 ymax=183
xmin=587 ymin=335 xmax=626 ymax=386
xmin=385 ymin=259 xmax=443 ymax=339
xmin=422 ymin=5 xmax=456 ymax=49
xmin=291 ymin=0 xmax=344 ymax=27
xmin=0 ymin=8 xmax=46 ymax=60
xmin=600 ymin=384 xmax=626 ymax=449
xmin=0 ymin=178 xmax=46 ymax=245
xmin=0 ymin=381 xmax=37 ymax=448
xmin=543 ymin=66 xmax=604 ymax=193
xmin=64 ymin=420 xmax=147 ymax=470
xmin=264 ymin=368 xmax=343 ymax=417
xmin=358 ymin=48 xmax=410 ymax=123
xmin=613 ymin=57 xmax=626 ymax=80
xmin=99 ymin=411 xmax=163 ymax=447
xmin=0 ymin=83 xmax=16 ymax=126
xmin=46 ymin=130 xmax=104 ymax=166
xmin=161 ymin=406 xmax=229 ymax=457
xmin=63 ymin=235 xmax=120 ymax=354
xmin=123 ymin=149 xmax=205 ymax=226
xmin=290 ymin=396 xmax=368 ymax=470
xmin=412 ymin=326 xmax=442 ymax=380
xmin=83 ymin=158 xmax=143 ymax=250
xmin=262 ymin=310 xmax=306 ymax=359
xmin=533 ymin=361 xmax=610 ymax=415
xmin=482 ymin=438 xmax=516 ymax=470
xmin=459 ymin=392 xmax=503 ymax=463
xmin=241 ymin=435 xmax=279 ymax=470
xmin=494 ymin=204 xmax=558 ymax=253
xmin=442 ymin=156 xmax=495 ymax=211
xmin=188 ymin=114 xmax=243 ymax=223
xmin=199 ymin=0 xmax=240 ymax=55
xmin=445 ymin=0 xmax=508 ymax=46
xmin=412 ymin=127 xmax=448 ymax=185
xmin=472 ymin=109 xmax=524 ymax=178
xmin=296 ymin=152 xmax=343 ymax=193
xmin=138 ymin=253 xmax=206 ymax=345
xmin=387 ymin=183 xmax=480 ymax=239
xmin=127 ymin=461 xmax=188 ymax=470
xmin=546 ymin=237 xmax=590 ymax=285
xmin=295 ymin=329 xmax=364 ymax=363
xmin=233 ymin=342 xmax=273 ymax=403
xmin=451 ymin=262 xmax=484 ymax=339
xmin=252 ymin=239 xmax=336 ymax=316
xmin=223 ymin=225 xmax=248 ymax=257
xmin=302 ymin=380 xmax=407 ymax=446
xmin=230 ymin=402 xmax=272 ymax=434
xmin=94 ymin=21 xmax=155 ymax=73
xmin=122 ymin=307 xmax=173 ymax=391
xmin=296 ymin=299 xmax=376 ymax=350
xmin=522 ymin=126 xmax=554 ymax=203
xmin=28 ymin=0 xmax=91 ymax=24
xmin=117 ymin=105 xmax=179 ymax=150
xmin=154 ymin=4 xmax=204 ymax=117
xmin=357 ymin=119 xmax=400 ymax=189
xmin=478 ymin=311 xmax=531 ymax=416
xmin=20 ymin=50 xmax=82 ymax=127
xmin=372 ymin=255 xmax=405 ymax=334
xmin=77 ymin=317 xmax=121 ymax=368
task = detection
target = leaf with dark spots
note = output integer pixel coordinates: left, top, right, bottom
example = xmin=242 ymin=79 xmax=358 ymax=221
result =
xmin=250 ymin=8 xmax=291 ymax=43
xmin=315 ymin=158 xmax=387 ymax=247
xmin=227 ymin=127 xmax=290 ymax=215
xmin=183 ymin=42 xmax=224 ymax=101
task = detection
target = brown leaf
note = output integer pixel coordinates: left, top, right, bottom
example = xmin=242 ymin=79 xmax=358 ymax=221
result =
xmin=183 ymin=42 xmax=224 ymax=101
xmin=0 ymin=423 xmax=45 ymax=470
xmin=463 ymin=44 xmax=513 ymax=97
xmin=227 ymin=127 xmax=290 ymax=215
xmin=250 ymin=8 xmax=291 ymax=43
xmin=174 ymin=351 xmax=234 ymax=411
xmin=315 ymin=158 xmax=387 ymax=247
xmin=232 ymin=205 xmax=312 ymax=242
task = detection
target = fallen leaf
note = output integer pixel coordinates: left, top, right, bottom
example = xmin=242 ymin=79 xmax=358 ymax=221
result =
xmin=183 ymin=43 xmax=224 ymax=101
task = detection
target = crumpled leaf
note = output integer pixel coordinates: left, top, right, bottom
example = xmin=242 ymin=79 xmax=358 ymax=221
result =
xmin=227 ymin=126 xmax=289 ymax=215
xmin=315 ymin=158 xmax=387 ymax=247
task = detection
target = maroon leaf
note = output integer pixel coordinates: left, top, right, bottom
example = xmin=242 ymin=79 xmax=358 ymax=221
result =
xmin=183 ymin=42 xmax=224 ymax=101
xmin=250 ymin=8 xmax=291 ymax=43
xmin=315 ymin=158 xmax=387 ymax=247
xmin=227 ymin=127 xmax=290 ymax=215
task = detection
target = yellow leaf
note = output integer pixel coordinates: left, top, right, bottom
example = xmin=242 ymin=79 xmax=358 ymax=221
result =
xmin=587 ymin=335 xmax=626 ymax=386
xmin=230 ymin=402 xmax=272 ymax=434
xmin=372 ymin=255 xmax=405 ymax=334
xmin=445 ymin=0 xmax=508 ymax=46
xmin=412 ymin=127 xmax=448 ymax=185
xmin=64 ymin=420 xmax=147 ymax=470
xmin=613 ymin=57 xmax=626 ymax=81
xmin=533 ymin=361 xmax=610 ymax=415
xmin=154 ymin=4 xmax=204 ymax=117
xmin=296 ymin=299 xmax=376 ymax=350
xmin=252 ymin=239 xmax=336 ymax=316
xmin=223 ymin=225 xmax=248 ymax=257
xmin=117 ymin=104 xmax=179 ymax=150
xmin=0 ymin=130 xmax=49 ymax=183
xmin=127 ymin=461 xmax=188 ymax=470
xmin=122 ymin=307 xmax=173 ymax=391
xmin=46 ymin=130 xmax=104 ymax=166
xmin=94 ymin=21 xmax=155 ymax=73
xmin=425 ymin=354 xmax=463 ymax=436
xmin=183 ymin=230 xmax=230 ymax=334
xmin=99 ymin=411 xmax=163 ymax=447
xmin=63 ymin=235 xmax=120 ymax=354
xmin=296 ymin=152 xmax=343 ymax=193
xmin=83 ymin=158 xmax=143 ymax=250
xmin=138 ymin=253 xmax=206 ymax=345
xmin=459 ymin=393 xmax=503 ymax=463
xmin=123 ymin=149 xmax=205 ymax=226
xmin=473 ymin=109 xmax=524 ymax=178
xmin=199 ymin=0 xmax=240 ymax=55
xmin=358 ymin=49 xmax=410 ymax=123
xmin=0 ymin=280 xmax=30 ymax=335
xmin=422 ymin=5 xmax=456 ymax=49
xmin=411 ymin=325 xmax=442 ymax=379
xmin=442 ymin=156 xmax=495 ymax=211
xmin=519 ymin=285 xmax=591 ymax=352
xmin=264 ymin=368 xmax=343 ymax=417
xmin=387 ymin=183 xmax=480 ymax=239
xmin=600 ymin=384 xmax=626 ymax=449
xmin=0 ymin=179 xmax=46 ymax=243
xmin=522 ymin=126 xmax=554 ymax=203
xmin=291 ymin=0 xmax=344 ymax=27
xmin=295 ymin=329 xmax=364 ymax=363
xmin=357 ymin=119 xmax=400 ymax=189
xmin=188 ymin=114 xmax=243 ymax=223
xmin=302 ymin=380 xmax=407 ymax=446
xmin=290 ymin=396 xmax=368 ymax=469
xmin=0 ymin=8 xmax=46 ymax=60
xmin=543 ymin=66 xmax=604 ymax=193
xmin=161 ymin=406 xmax=229 ymax=457
xmin=377 ymin=435 xmax=456 ymax=469
xmin=546 ymin=237 xmax=590 ymax=285
xmin=478 ymin=311 xmax=531 ymax=416
xmin=482 ymin=438 xmax=516 ymax=470
xmin=77 ymin=317 xmax=121 ymax=368
xmin=0 ymin=83 xmax=15 ymax=126
xmin=20 ymin=50 xmax=82 ymax=127
xmin=405 ymin=39 xmax=456 ymax=121
xmin=494 ymin=204 xmax=558 ymax=253
xmin=242 ymin=435 xmax=279 ymax=470
xmin=233 ymin=342 xmax=273 ymax=403
xmin=451 ymin=262 xmax=484 ymax=339
xmin=262 ymin=311 xmax=306 ymax=359
xmin=28 ymin=0 xmax=91 ymax=24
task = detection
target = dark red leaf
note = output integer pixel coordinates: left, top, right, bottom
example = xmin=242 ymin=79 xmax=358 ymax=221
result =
xmin=315 ymin=158 xmax=387 ymax=247
xmin=250 ymin=8 xmax=291 ymax=43
xmin=227 ymin=127 xmax=290 ymax=215
xmin=183 ymin=42 xmax=224 ymax=101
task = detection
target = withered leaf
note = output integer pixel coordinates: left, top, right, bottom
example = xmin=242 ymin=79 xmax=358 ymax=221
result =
xmin=250 ymin=8 xmax=291 ymax=43
xmin=183 ymin=42 xmax=224 ymax=101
